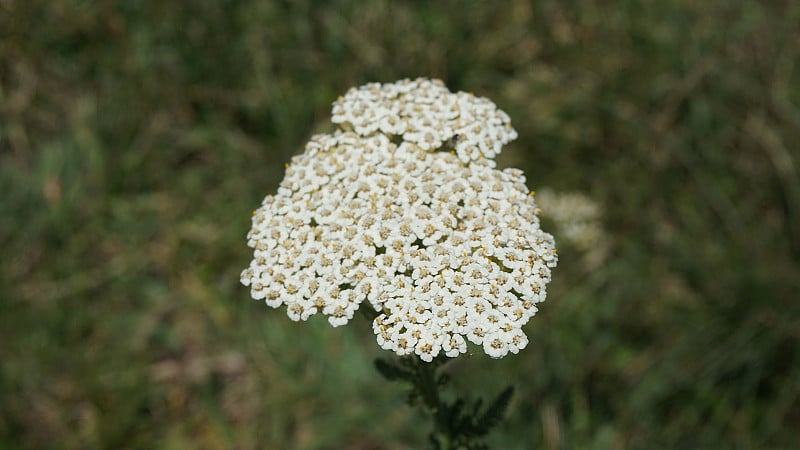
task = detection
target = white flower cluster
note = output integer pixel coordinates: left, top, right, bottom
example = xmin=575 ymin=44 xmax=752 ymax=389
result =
xmin=332 ymin=78 xmax=517 ymax=163
xmin=241 ymin=79 xmax=557 ymax=361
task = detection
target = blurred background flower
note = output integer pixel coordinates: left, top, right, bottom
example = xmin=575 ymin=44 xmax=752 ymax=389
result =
xmin=536 ymin=188 xmax=608 ymax=269
xmin=1 ymin=1 xmax=798 ymax=449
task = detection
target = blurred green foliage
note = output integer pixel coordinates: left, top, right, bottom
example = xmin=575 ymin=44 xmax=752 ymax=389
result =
xmin=1 ymin=0 xmax=799 ymax=448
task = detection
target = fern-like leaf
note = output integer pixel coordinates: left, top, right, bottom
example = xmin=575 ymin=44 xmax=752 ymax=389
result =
xmin=374 ymin=358 xmax=414 ymax=382
xmin=473 ymin=386 xmax=514 ymax=436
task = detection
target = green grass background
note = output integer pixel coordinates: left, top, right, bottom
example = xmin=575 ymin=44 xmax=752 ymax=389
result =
xmin=1 ymin=0 xmax=799 ymax=448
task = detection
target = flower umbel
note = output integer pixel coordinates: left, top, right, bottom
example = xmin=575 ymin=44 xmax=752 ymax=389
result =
xmin=241 ymin=78 xmax=557 ymax=360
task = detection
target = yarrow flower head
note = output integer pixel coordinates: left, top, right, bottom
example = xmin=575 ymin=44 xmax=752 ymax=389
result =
xmin=332 ymin=78 xmax=517 ymax=163
xmin=241 ymin=78 xmax=557 ymax=361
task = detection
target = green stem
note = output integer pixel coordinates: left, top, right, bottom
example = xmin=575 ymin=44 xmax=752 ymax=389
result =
xmin=376 ymin=354 xmax=513 ymax=449
xmin=411 ymin=358 xmax=455 ymax=449
xmin=416 ymin=359 xmax=441 ymax=411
